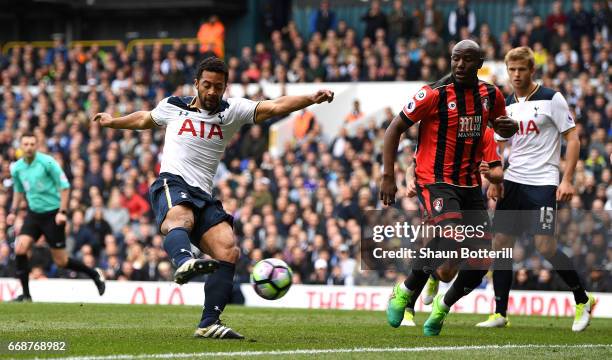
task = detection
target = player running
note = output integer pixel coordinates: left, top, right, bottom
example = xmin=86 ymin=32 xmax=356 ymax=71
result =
xmin=475 ymin=46 xmax=595 ymax=331
xmin=7 ymin=133 xmax=106 ymax=301
xmin=400 ymin=126 xmax=504 ymax=327
xmin=93 ymin=57 xmax=334 ymax=339
xmin=380 ymin=40 xmax=517 ymax=336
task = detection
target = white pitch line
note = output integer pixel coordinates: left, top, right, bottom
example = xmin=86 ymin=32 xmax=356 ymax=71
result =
xmin=31 ymin=344 xmax=612 ymax=360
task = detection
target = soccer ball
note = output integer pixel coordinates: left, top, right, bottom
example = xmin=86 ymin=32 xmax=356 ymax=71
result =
xmin=250 ymin=258 xmax=293 ymax=300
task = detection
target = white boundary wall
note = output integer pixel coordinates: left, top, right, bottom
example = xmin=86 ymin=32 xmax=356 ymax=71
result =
xmin=1 ymin=278 xmax=610 ymax=318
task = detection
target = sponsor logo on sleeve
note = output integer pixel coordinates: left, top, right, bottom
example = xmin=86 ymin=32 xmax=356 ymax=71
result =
xmin=415 ymin=89 xmax=427 ymax=101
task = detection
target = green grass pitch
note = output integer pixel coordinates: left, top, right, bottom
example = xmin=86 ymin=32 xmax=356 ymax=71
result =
xmin=0 ymin=303 xmax=610 ymax=359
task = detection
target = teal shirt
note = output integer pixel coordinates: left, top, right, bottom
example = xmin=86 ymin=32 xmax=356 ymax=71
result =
xmin=10 ymin=152 xmax=70 ymax=213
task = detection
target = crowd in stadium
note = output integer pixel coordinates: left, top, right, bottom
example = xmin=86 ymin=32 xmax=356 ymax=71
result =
xmin=0 ymin=0 xmax=610 ymax=293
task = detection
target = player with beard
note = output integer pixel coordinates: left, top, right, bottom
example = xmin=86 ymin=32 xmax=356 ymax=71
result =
xmin=94 ymin=57 xmax=334 ymax=339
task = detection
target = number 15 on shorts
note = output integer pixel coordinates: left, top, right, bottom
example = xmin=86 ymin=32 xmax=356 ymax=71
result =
xmin=539 ymin=206 xmax=554 ymax=230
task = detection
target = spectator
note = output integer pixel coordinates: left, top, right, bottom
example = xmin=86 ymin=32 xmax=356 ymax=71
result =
xmin=512 ymin=0 xmax=534 ymax=32
xmin=422 ymin=27 xmax=446 ymax=60
xmin=344 ymin=100 xmax=364 ymax=124
xmin=119 ymin=184 xmax=149 ymax=222
xmin=388 ymin=0 xmax=412 ymax=43
xmin=592 ymin=1 xmax=610 ymax=39
xmin=361 ymin=0 xmax=388 ymax=41
xmin=448 ymin=0 xmax=477 ymax=40
xmin=416 ymin=0 xmax=445 ymax=36
xmin=293 ymin=109 xmax=318 ymax=140
xmin=528 ymin=16 xmax=548 ymax=47
xmin=197 ymin=15 xmax=225 ymax=58
xmin=546 ymin=0 xmax=567 ymax=33
xmin=567 ymin=0 xmax=592 ymax=45
xmin=310 ymin=0 xmax=337 ymax=36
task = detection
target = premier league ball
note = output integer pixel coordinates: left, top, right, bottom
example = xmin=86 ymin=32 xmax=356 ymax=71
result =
xmin=250 ymin=258 xmax=293 ymax=300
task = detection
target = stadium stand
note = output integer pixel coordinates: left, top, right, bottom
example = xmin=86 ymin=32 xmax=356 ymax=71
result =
xmin=0 ymin=0 xmax=610 ymax=294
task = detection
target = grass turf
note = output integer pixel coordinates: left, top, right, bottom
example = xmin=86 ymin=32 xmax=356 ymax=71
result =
xmin=0 ymin=303 xmax=610 ymax=359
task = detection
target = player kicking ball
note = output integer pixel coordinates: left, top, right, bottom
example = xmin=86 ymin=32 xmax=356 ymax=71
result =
xmin=474 ymin=47 xmax=596 ymax=331
xmin=381 ymin=40 xmax=518 ymax=336
xmin=94 ymin=57 xmax=333 ymax=339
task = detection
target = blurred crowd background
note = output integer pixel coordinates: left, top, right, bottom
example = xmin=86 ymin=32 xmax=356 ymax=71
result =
xmin=0 ymin=0 xmax=610 ymax=294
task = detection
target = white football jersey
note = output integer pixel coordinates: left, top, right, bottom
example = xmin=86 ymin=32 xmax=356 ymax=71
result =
xmin=151 ymin=96 xmax=258 ymax=194
xmin=496 ymin=85 xmax=575 ymax=186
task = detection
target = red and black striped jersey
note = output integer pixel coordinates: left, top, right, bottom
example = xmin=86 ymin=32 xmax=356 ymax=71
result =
xmin=482 ymin=127 xmax=501 ymax=167
xmin=400 ymin=75 xmax=506 ymax=187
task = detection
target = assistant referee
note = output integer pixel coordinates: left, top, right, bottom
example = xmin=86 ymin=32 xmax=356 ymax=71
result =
xmin=7 ymin=132 xmax=105 ymax=301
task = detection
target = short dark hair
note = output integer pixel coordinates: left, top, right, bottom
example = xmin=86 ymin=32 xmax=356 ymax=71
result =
xmin=196 ymin=57 xmax=228 ymax=83
xmin=21 ymin=131 xmax=36 ymax=139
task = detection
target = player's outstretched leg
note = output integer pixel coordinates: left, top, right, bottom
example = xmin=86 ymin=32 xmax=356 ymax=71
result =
xmin=195 ymin=222 xmax=243 ymax=339
xmin=164 ymin=227 xmax=219 ymax=285
xmin=424 ymin=269 xmax=488 ymax=336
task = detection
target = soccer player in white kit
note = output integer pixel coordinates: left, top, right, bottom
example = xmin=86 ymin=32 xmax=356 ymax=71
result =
xmin=93 ymin=57 xmax=334 ymax=339
xmin=476 ymin=47 xmax=596 ymax=331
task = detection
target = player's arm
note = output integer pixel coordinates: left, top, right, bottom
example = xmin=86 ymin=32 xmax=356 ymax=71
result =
xmin=254 ymin=90 xmax=334 ymax=124
xmin=48 ymin=158 xmax=71 ymax=224
xmin=6 ymin=191 xmax=24 ymax=226
xmin=552 ymin=92 xmax=579 ymax=202
xmin=558 ymin=127 xmax=579 ymax=202
xmin=7 ymin=167 xmax=25 ymax=225
xmin=480 ymin=128 xmax=504 ymax=184
xmin=381 ymin=115 xmax=411 ymax=205
xmin=381 ymin=87 xmax=435 ymax=205
xmin=491 ymin=88 xmax=519 ymax=138
xmin=93 ymin=111 xmax=156 ymax=130
xmin=480 ymin=162 xmax=503 ymax=184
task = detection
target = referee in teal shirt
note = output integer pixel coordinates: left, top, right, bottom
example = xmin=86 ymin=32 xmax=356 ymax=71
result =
xmin=7 ymin=132 xmax=105 ymax=301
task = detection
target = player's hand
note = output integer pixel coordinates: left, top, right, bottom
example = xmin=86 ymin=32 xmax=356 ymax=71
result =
xmin=487 ymin=183 xmax=503 ymax=201
xmin=93 ymin=112 xmax=113 ymax=127
xmin=479 ymin=161 xmax=491 ymax=177
xmin=6 ymin=213 xmax=16 ymax=226
xmin=493 ymin=116 xmax=519 ymax=138
xmin=55 ymin=212 xmax=67 ymax=226
xmin=380 ymin=174 xmax=398 ymax=206
xmin=405 ymin=178 xmax=417 ymax=198
xmin=556 ymin=179 xmax=575 ymax=202
xmin=311 ymin=90 xmax=334 ymax=104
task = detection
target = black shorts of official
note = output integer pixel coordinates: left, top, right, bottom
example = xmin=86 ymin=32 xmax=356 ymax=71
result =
xmin=493 ymin=179 xmax=557 ymax=236
xmin=149 ymin=172 xmax=234 ymax=249
xmin=20 ymin=209 xmax=66 ymax=249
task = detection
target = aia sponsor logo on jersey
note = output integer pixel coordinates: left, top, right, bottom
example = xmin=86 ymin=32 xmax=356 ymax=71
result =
xmin=517 ymin=119 xmax=540 ymax=135
xmin=458 ymin=116 xmax=482 ymax=138
xmin=433 ymin=198 xmax=444 ymax=213
xmin=178 ymin=119 xmax=224 ymax=139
